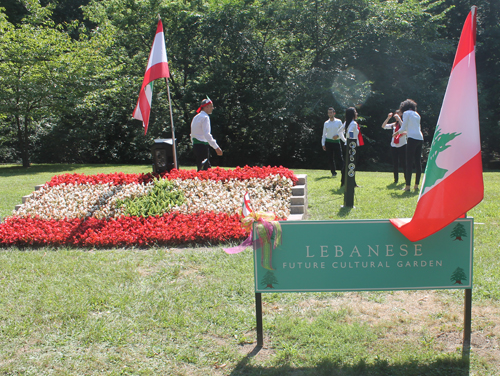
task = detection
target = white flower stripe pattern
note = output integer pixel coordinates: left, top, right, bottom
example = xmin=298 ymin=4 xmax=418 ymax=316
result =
xmin=16 ymin=175 xmax=293 ymax=220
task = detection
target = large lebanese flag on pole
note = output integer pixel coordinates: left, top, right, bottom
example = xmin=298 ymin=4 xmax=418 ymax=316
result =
xmin=390 ymin=6 xmax=483 ymax=242
xmin=132 ymin=20 xmax=170 ymax=135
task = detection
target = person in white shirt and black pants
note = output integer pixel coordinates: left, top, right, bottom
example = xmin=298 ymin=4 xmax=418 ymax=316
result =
xmin=394 ymin=99 xmax=423 ymax=192
xmin=190 ymin=98 xmax=223 ymax=171
xmin=381 ymin=109 xmax=407 ymax=185
xmin=322 ymin=107 xmax=346 ymax=185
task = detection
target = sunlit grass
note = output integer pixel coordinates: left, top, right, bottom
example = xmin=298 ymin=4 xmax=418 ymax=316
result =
xmin=0 ymin=165 xmax=499 ymax=375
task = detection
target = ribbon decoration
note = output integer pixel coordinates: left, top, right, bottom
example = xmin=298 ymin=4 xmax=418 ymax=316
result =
xmin=357 ymin=124 xmax=365 ymax=146
xmin=394 ymin=123 xmax=401 ymax=144
xmin=196 ymin=96 xmax=213 ymax=113
xmin=223 ymin=211 xmax=282 ymax=271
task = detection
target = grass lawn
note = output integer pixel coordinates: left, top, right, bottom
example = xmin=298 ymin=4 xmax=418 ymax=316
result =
xmin=0 ymin=164 xmax=499 ymax=375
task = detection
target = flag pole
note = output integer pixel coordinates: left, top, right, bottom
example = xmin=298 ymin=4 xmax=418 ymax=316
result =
xmin=165 ymin=77 xmax=178 ymax=169
xmin=157 ymin=14 xmax=178 ymax=170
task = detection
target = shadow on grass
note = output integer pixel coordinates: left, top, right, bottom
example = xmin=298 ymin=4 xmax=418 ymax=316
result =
xmin=315 ymin=175 xmax=335 ymax=181
xmin=386 ymin=181 xmax=406 ymax=189
xmin=230 ymin=346 xmax=470 ymax=376
xmin=390 ymin=189 xmax=420 ymax=199
xmin=337 ymin=205 xmax=353 ymax=217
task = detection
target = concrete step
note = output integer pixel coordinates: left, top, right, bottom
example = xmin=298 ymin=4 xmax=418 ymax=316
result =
xmin=291 ymin=185 xmax=305 ymax=196
xmin=290 ymin=205 xmax=304 ymax=214
xmin=288 ymin=174 xmax=307 ymax=220
xmin=290 ymin=196 xmax=305 ymax=205
xmin=295 ymin=174 xmax=307 ymax=186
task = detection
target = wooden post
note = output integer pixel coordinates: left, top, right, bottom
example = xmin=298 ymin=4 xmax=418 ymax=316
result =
xmin=255 ymin=292 xmax=263 ymax=347
xmin=164 ymin=78 xmax=178 ymax=169
xmin=462 ymin=288 xmax=472 ymax=361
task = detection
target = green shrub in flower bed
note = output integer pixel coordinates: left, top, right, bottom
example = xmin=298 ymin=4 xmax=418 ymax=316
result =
xmin=115 ymin=178 xmax=185 ymax=217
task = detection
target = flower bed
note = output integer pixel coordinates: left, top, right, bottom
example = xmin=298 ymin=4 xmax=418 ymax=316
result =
xmin=0 ymin=166 xmax=297 ymax=247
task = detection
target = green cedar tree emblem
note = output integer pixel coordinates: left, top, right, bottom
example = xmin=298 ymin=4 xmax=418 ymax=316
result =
xmin=450 ymin=222 xmax=467 ymax=241
xmin=422 ymin=128 xmax=461 ymax=192
xmin=261 ymin=271 xmax=278 ymax=289
xmin=450 ymin=267 xmax=467 ymax=285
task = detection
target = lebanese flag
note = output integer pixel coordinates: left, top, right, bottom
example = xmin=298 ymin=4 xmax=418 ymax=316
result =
xmin=242 ymin=192 xmax=252 ymax=217
xmin=132 ymin=20 xmax=170 ymax=135
xmin=390 ymin=7 xmax=483 ymax=242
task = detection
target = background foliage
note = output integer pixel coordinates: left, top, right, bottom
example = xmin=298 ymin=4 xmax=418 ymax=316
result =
xmin=0 ymin=0 xmax=499 ymax=170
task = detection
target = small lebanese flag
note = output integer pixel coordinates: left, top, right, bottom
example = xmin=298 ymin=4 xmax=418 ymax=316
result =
xmin=242 ymin=192 xmax=252 ymax=217
xmin=132 ymin=19 xmax=170 ymax=135
xmin=390 ymin=7 xmax=483 ymax=242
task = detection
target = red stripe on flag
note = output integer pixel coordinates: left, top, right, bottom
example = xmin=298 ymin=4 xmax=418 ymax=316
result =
xmin=452 ymin=9 xmax=476 ymax=71
xmin=138 ymin=91 xmax=152 ymax=134
xmin=390 ymin=152 xmax=483 ymax=242
xmin=141 ymin=62 xmax=170 ymax=91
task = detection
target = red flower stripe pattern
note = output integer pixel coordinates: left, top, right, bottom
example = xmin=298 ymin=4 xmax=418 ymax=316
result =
xmin=46 ymin=166 xmax=298 ymax=187
xmin=0 ymin=213 xmax=247 ymax=247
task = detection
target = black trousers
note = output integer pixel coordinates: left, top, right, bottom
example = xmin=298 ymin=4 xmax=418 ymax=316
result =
xmin=193 ymin=143 xmax=211 ymax=171
xmin=405 ymin=138 xmax=423 ymax=186
xmin=391 ymin=144 xmax=407 ymax=183
xmin=325 ymin=142 xmax=344 ymax=182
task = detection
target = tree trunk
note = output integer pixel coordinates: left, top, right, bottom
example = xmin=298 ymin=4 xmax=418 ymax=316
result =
xmin=17 ymin=115 xmax=30 ymax=167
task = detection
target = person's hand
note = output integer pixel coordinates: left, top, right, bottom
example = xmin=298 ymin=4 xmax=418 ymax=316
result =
xmin=322 ymin=145 xmax=326 ymax=151
xmin=387 ymin=112 xmax=393 ymax=118
xmin=332 ymin=135 xmax=339 ymax=140
xmin=216 ymin=147 xmax=223 ymax=156
xmin=394 ymin=114 xmax=401 ymax=121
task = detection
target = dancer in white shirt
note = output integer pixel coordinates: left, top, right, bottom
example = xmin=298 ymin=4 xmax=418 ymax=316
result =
xmin=321 ymin=107 xmax=346 ymax=183
xmin=190 ymin=98 xmax=223 ymax=171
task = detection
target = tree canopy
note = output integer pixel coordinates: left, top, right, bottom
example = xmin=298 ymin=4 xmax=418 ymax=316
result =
xmin=0 ymin=0 xmax=498 ymax=169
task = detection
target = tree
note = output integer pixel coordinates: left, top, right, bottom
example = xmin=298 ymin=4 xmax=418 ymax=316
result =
xmin=260 ymin=271 xmax=278 ymax=289
xmin=450 ymin=222 xmax=467 ymax=241
xmin=0 ymin=3 xmax=102 ymax=166
xmin=450 ymin=267 xmax=467 ymax=285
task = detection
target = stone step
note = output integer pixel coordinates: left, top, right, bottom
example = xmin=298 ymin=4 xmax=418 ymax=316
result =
xmin=295 ymin=174 xmax=307 ymax=186
xmin=290 ymin=205 xmax=304 ymax=214
xmin=290 ymin=196 xmax=305 ymax=205
xmin=291 ymin=185 xmax=305 ymax=196
xmin=288 ymin=174 xmax=307 ymax=220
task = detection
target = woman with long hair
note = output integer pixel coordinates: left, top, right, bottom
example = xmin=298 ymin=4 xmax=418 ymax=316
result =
xmin=394 ymin=99 xmax=423 ymax=191
xmin=341 ymin=107 xmax=362 ymax=188
xmin=381 ymin=109 xmax=407 ymax=184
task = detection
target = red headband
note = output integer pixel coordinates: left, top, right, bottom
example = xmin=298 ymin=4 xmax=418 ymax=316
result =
xmin=196 ymin=100 xmax=213 ymax=113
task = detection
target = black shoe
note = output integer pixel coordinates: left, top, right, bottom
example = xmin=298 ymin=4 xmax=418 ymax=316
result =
xmin=332 ymin=172 xmax=337 ymax=177
xmin=201 ymin=158 xmax=210 ymax=171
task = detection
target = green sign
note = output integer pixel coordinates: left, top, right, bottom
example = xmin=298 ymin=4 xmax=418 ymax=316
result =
xmin=254 ymin=219 xmax=473 ymax=292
